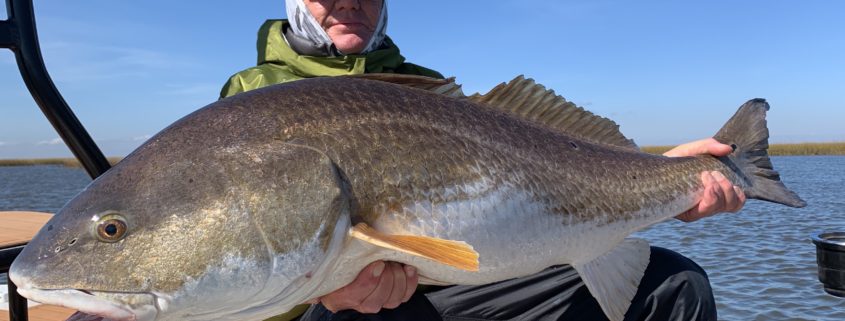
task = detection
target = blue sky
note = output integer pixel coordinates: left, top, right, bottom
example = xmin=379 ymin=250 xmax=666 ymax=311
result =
xmin=1 ymin=1 xmax=843 ymax=158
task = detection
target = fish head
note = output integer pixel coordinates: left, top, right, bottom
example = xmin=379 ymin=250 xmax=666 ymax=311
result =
xmin=10 ymin=118 xmax=350 ymax=321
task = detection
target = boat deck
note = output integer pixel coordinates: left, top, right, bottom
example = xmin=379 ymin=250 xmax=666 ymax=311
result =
xmin=0 ymin=305 xmax=75 ymax=321
xmin=1 ymin=211 xmax=76 ymax=321
xmin=0 ymin=211 xmax=52 ymax=249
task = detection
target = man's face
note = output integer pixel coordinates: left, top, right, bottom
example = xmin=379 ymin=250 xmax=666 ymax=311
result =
xmin=305 ymin=0 xmax=383 ymax=54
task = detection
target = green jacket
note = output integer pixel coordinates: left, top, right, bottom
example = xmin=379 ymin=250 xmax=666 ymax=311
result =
xmin=220 ymin=19 xmax=443 ymax=99
xmin=222 ymin=20 xmax=443 ymax=321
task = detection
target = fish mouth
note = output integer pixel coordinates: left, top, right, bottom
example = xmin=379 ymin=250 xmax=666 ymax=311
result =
xmin=15 ymin=287 xmax=158 ymax=321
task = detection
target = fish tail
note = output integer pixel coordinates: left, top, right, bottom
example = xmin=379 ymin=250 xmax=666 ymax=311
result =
xmin=714 ymin=98 xmax=806 ymax=208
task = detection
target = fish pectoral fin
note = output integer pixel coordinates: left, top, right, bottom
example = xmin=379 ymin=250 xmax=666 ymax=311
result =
xmin=572 ymin=238 xmax=651 ymax=321
xmin=349 ymin=223 xmax=479 ymax=272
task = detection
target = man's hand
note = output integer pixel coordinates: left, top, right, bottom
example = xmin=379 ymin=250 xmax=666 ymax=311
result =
xmin=314 ymin=261 xmax=418 ymax=313
xmin=664 ymin=138 xmax=747 ymax=222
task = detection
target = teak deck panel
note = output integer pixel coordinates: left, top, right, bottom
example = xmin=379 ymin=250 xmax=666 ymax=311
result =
xmin=0 ymin=211 xmax=52 ymax=248
xmin=2 ymin=211 xmax=74 ymax=321
xmin=0 ymin=305 xmax=76 ymax=321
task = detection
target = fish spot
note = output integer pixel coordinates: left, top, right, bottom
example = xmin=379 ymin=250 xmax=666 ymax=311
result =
xmin=632 ymin=175 xmax=637 ymax=180
xmin=47 ymin=225 xmax=53 ymax=231
xmin=305 ymin=271 xmax=313 ymax=278
xmin=69 ymin=238 xmax=77 ymax=246
xmin=730 ymin=143 xmax=737 ymax=152
xmin=189 ymin=178 xmax=194 ymax=184
xmin=54 ymin=246 xmax=62 ymax=253
xmin=569 ymin=142 xmax=579 ymax=149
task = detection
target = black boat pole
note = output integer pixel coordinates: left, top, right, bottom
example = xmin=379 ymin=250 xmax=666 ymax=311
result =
xmin=2 ymin=0 xmax=112 ymax=178
xmin=1 ymin=246 xmax=28 ymax=321
xmin=3 ymin=1 xmax=113 ymax=320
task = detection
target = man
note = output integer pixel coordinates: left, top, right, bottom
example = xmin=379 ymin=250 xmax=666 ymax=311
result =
xmin=221 ymin=1 xmax=745 ymax=320
xmin=220 ymin=0 xmax=440 ymax=98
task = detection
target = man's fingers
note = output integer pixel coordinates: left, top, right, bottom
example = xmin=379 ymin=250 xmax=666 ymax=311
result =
xmin=706 ymin=141 xmax=735 ymax=157
xmin=402 ymin=265 xmax=418 ymax=303
xmin=712 ymin=172 xmax=739 ymax=212
xmin=731 ymin=186 xmax=747 ymax=212
xmin=677 ymin=172 xmax=719 ymax=222
xmin=708 ymin=171 xmax=747 ymax=214
xmin=316 ymin=261 xmax=421 ymax=313
xmin=699 ymin=171 xmax=722 ymax=212
xmin=677 ymin=171 xmax=748 ymax=222
xmin=663 ymin=138 xmax=733 ymax=158
xmin=665 ymin=138 xmax=748 ymax=222
xmin=723 ymin=185 xmax=745 ymax=213
xmin=663 ymin=138 xmax=713 ymax=157
xmin=700 ymin=178 xmax=723 ymax=215
xmin=382 ymin=262 xmax=407 ymax=309
xmin=675 ymin=208 xmax=697 ymax=222
xmin=355 ymin=262 xmax=396 ymax=313
xmin=320 ymin=261 xmax=385 ymax=312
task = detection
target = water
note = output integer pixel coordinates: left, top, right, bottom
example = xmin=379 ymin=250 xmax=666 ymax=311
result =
xmin=1 ymin=157 xmax=844 ymax=320
xmin=0 ymin=165 xmax=91 ymax=213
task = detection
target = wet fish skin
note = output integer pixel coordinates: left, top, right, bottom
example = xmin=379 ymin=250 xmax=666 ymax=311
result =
xmin=10 ymin=76 xmax=804 ymax=321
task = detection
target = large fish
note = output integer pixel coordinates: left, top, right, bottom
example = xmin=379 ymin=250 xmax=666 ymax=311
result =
xmin=10 ymin=75 xmax=805 ymax=321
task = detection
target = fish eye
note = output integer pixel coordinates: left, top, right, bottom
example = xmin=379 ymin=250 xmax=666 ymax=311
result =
xmin=95 ymin=214 xmax=128 ymax=243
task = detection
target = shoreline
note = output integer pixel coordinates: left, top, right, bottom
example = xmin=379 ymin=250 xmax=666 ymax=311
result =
xmin=1 ymin=142 xmax=843 ymax=167
xmin=0 ymin=157 xmax=123 ymax=168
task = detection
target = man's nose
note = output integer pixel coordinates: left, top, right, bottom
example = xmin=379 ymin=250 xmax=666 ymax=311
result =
xmin=334 ymin=0 xmax=362 ymax=10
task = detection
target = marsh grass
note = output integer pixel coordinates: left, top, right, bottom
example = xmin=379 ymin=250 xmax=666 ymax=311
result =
xmin=0 ymin=157 xmax=123 ymax=167
xmin=642 ymin=142 xmax=845 ymax=156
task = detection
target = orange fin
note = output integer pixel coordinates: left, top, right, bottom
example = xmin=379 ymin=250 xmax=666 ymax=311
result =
xmin=349 ymin=223 xmax=479 ymax=272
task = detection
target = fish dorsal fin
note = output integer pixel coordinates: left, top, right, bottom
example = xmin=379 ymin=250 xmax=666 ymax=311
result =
xmin=349 ymin=223 xmax=479 ymax=271
xmin=469 ymin=75 xmax=638 ymax=150
xmin=573 ymin=238 xmax=651 ymax=321
xmin=344 ymin=74 xmax=466 ymax=99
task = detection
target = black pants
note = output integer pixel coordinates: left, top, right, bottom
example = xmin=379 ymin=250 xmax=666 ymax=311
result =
xmin=299 ymin=247 xmax=716 ymax=321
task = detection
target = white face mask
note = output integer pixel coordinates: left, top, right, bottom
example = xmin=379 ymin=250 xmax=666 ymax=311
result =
xmin=285 ymin=0 xmax=388 ymax=55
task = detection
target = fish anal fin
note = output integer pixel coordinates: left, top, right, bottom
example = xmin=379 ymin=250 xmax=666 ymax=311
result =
xmin=469 ymin=75 xmax=638 ymax=151
xmin=349 ymin=223 xmax=479 ymax=272
xmin=573 ymin=238 xmax=651 ymax=321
